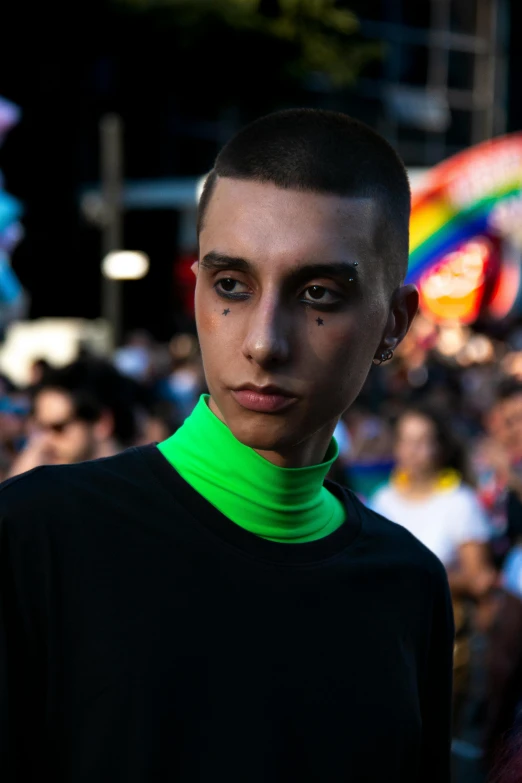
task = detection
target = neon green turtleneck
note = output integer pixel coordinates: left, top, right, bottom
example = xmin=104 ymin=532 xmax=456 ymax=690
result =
xmin=157 ymin=395 xmax=345 ymax=543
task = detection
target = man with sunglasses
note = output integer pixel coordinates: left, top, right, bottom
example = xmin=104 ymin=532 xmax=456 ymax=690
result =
xmin=0 ymin=110 xmax=454 ymax=783
xmin=7 ymin=358 xmax=137 ymax=476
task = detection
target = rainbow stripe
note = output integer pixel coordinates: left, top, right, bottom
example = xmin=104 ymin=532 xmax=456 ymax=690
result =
xmin=406 ymin=134 xmax=522 ymax=284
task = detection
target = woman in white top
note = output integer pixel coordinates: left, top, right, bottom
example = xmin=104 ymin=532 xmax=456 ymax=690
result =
xmin=372 ymin=406 xmax=496 ymax=600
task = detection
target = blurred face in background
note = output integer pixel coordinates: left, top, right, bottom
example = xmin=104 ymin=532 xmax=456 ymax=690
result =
xmin=33 ymin=388 xmax=101 ymax=465
xmin=395 ymin=413 xmax=440 ymax=480
xmin=495 ymin=392 xmax=522 ymax=462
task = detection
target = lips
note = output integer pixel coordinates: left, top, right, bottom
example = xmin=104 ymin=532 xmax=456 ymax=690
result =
xmin=231 ymin=384 xmax=298 ymax=414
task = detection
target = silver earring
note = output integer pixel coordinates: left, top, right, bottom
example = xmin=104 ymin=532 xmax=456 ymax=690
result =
xmin=373 ymin=349 xmax=394 ymax=366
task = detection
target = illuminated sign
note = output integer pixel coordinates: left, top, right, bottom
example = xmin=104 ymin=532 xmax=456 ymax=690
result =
xmin=408 ymin=133 xmax=522 ymax=323
xmin=419 ymin=239 xmax=489 ymax=323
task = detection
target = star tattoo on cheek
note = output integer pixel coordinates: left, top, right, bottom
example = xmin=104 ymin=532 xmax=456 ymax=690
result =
xmin=222 ymin=308 xmax=230 ymax=316
xmin=316 ymin=317 xmax=324 ymax=326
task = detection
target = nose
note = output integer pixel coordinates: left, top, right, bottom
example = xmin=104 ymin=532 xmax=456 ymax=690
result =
xmin=242 ymin=293 xmax=291 ymax=367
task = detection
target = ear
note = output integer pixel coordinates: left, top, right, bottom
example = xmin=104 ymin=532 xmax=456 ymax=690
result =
xmin=375 ymin=284 xmax=419 ymax=358
xmin=191 ymin=260 xmax=199 ymax=278
xmin=93 ymin=410 xmax=114 ymax=443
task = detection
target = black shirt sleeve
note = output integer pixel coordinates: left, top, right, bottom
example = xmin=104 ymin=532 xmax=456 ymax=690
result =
xmin=419 ymin=561 xmax=455 ymax=783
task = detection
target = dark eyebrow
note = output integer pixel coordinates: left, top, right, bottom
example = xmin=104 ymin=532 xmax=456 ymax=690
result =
xmin=200 ymin=251 xmax=360 ymax=285
xmin=288 ymin=263 xmax=359 ymax=287
xmin=200 ymin=251 xmax=251 ymax=273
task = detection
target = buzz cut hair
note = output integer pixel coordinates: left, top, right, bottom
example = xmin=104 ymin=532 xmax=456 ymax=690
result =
xmin=198 ymin=108 xmax=411 ymax=289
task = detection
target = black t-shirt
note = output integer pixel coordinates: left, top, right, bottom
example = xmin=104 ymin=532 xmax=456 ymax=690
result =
xmin=0 ymin=445 xmax=454 ymax=782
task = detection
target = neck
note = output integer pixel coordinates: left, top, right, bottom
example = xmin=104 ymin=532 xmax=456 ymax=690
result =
xmin=207 ymin=395 xmax=337 ymax=468
xmin=157 ymin=394 xmax=345 ymax=542
xmin=395 ymin=469 xmax=439 ymax=496
xmin=409 ymin=473 xmax=437 ymax=487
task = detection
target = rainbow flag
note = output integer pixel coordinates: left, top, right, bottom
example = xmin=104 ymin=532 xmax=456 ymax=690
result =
xmin=407 ymin=134 xmax=522 ymax=285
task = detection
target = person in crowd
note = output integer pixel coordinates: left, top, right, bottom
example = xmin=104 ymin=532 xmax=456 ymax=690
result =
xmin=478 ymin=378 xmax=522 ymax=573
xmin=0 ymin=109 xmax=453 ymax=783
xmin=156 ymin=332 xmax=205 ymax=419
xmin=0 ymin=384 xmax=30 ymax=480
xmin=134 ymin=399 xmax=183 ymax=446
xmin=472 ymin=379 xmax=522 ymax=774
xmin=7 ymin=357 xmax=138 ymax=475
xmin=113 ymin=329 xmax=154 ymax=384
xmin=371 ymin=404 xmax=499 ymax=781
xmin=341 ymin=401 xmax=395 ymax=500
xmin=27 ymin=357 xmax=51 ymax=387
xmin=372 ymin=405 xmax=495 ymax=598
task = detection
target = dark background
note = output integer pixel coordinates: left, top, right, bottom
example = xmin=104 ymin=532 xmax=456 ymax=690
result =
xmin=1 ymin=0 xmax=520 ymax=341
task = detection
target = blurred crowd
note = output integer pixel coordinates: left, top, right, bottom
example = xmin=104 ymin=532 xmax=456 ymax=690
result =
xmin=3 ymin=319 xmax=522 ymax=781
xmin=0 ymin=330 xmax=204 ymax=480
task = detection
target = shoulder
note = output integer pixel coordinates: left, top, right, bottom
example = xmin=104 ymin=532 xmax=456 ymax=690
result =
xmin=0 ymin=447 xmax=150 ymax=537
xmin=449 ymin=483 xmax=482 ymax=507
xmin=444 ymin=483 xmax=490 ymax=538
xmin=344 ymin=490 xmax=452 ymax=636
xmin=435 ymin=482 xmax=487 ymax=525
xmin=349 ymin=489 xmax=447 ymax=580
xmin=0 ymin=448 xmax=167 ymax=608
xmin=0 ymin=464 xmax=70 ymax=525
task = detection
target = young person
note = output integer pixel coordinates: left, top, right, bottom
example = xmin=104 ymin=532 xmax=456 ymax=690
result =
xmin=0 ymin=109 xmax=454 ymax=782
xmin=372 ymin=405 xmax=494 ymax=598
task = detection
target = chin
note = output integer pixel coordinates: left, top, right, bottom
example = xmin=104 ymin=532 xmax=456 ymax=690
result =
xmin=211 ymin=388 xmax=333 ymax=455
xmin=226 ymin=410 xmax=307 ymax=453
